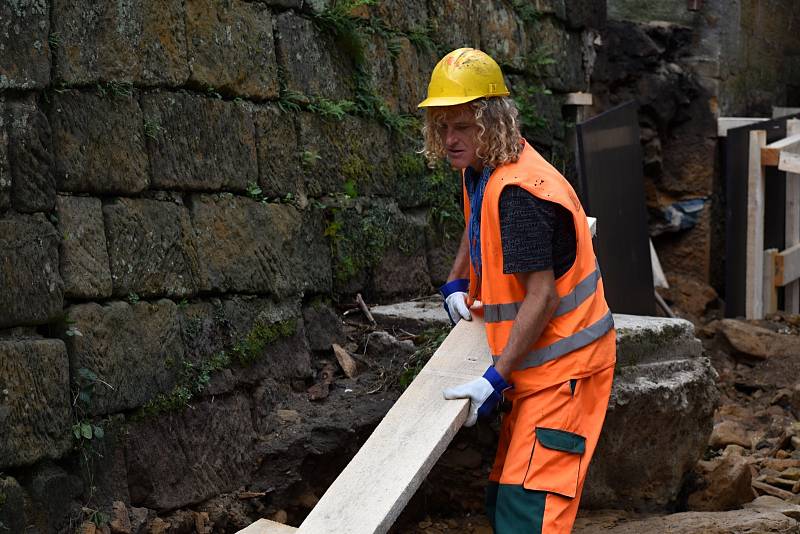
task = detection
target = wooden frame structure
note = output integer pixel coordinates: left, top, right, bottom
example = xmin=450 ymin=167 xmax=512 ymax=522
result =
xmin=730 ymin=118 xmax=800 ymax=318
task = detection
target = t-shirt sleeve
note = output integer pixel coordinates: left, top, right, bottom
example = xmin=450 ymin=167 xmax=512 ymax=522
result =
xmin=498 ymin=185 xmax=556 ymax=274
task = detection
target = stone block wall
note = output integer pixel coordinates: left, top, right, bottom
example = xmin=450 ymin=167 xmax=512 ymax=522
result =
xmin=0 ymin=0 xmax=601 ymax=530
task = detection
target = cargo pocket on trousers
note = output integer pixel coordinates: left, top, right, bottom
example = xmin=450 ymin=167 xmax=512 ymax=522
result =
xmin=523 ymin=427 xmax=586 ymax=498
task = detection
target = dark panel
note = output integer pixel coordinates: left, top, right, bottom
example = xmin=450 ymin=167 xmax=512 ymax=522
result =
xmin=576 ymin=100 xmax=654 ymax=315
xmin=724 ymin=115 xmax=799 ymax=317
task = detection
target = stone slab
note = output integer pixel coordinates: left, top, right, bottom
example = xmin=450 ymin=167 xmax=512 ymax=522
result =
xmin=527 ymin=17 xmax=587 ymax=92
xmin=5 ymin=97 xmax=55 ymax=213
xmin=190 ymin=195 xmax=330 ymax=297
xmin=393 ymin=37 xmax=438 ymax=115
xmin=125 ymin=393 xmax=258 ymax=511
xmin=186 ymin=0 xmax=279 ymax=99
xmin=297 ymin=113 xmax=393 ymax=198
xmin=0 ymin=213 xmax=63 ymax=328
xmin=141 ymin=91 xmax=257 ymax=192
xmin=103 ymin=197 xmax=204 ymax=298
xmin=613 ymin=313 xmax=702 ymax=367
xmin=0 ymin=107 xmax=10 ymax=212
xmin=49 ymin=91 xmax=149 ymax=194
xmin=583 ymin=357 xmax=719 ymax=510
xmin=63 ymin=300 xmax=184 ymax=416
xmin=0 ymin=0 xmax=50 ymax=89
xmin=0 ymin=339 xmax=71 ymax=469
xmin=254 ymin=104 xmax=302 ymax=199
xmin=478 ymin=0 xmax=529 ymax=71
xmin=274 ymin=11 xmax=355 ymax=100
xmin=52 ymin=0 xmax=188 ymax=86
xmin=428 ymin=0 xmax=480 ymax=53
xmin=56 ymin=195 xmax=113 ymax=299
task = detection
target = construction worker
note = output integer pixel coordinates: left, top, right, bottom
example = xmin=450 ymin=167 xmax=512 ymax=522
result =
xmin=419 ymin=48 xmax=616 ymax=533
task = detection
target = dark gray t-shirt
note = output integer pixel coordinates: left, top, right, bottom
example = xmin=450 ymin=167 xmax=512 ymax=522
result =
xmin=498 ymin=185 xmax=576 ymax=278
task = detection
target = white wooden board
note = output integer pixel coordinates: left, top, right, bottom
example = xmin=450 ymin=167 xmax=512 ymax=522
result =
xmin=650 ymin=239 xmax=669 ymax=289
xmin=237 ymin=317 xmax=492 ymax=534
xmin=773 ymin=107 xmax=800 ymax=119
xmin=779 ymin=152 xmax=800 ymax=174
xmin=785 ymin=120 xmax=800 ymax=312
xmin=746 ymin=130 xmax=767 ymax=319
xmin=717 ymin=117 xmax=768 ymax=138
xmin=777 ymin=243 xmax=800 ymax=287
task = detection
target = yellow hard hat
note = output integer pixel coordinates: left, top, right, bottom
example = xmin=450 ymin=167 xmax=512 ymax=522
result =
xmin=418 ymin=48 xmax=510 ymax=108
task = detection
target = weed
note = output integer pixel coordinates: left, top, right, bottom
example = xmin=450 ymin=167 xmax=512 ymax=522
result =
xmin=177 ymin=298 xmax=189 ymax=310
xmin=247 ymin=182 xmax=263 ymax=199
xmin=510 ymin=0 xmax=541 ymax=23
xmin=97 ymin=81 xmax=133 ymax=99
xmin=48 ymin=32 xmax=61 ymax=49
xmin=205 ymin=85 xmax=222 ymax=100
xmin=277 ymin=89 xmax=305 ymax=113
xmin=127 ymin=292 xmax=140 ymax=304
xmin=308 ymin=97 xmax=356 ymax=120
xmin=301 ymin=150 xmax=322 ymax=168
xmin=143 ymin=118 xmax=163 ymax=140
xmin=524 ymin=46 xmax=557 ymax=78
xmin=514 ymin=84 xmax=551 ymax=131
xmin=342 ymin=179 xmax=358 ymax=198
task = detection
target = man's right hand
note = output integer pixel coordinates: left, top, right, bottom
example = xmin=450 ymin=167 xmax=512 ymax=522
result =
xmin=440 ymin=279 xmax=472 ymax=325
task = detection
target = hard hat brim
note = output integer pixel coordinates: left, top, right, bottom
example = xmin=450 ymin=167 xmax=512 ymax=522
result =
xmin=417 ymin=92 xmax=510 ymax=109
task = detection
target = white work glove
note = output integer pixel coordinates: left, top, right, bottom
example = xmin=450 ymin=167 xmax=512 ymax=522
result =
xmin=443 ymin=366 xmax=511 ymax=427
xmin=439 ymin=279 xmax=472 ymax=325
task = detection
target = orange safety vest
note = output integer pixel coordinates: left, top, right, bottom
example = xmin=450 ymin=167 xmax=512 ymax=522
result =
xmin=463 ymin=140 xmax=616 ymax=394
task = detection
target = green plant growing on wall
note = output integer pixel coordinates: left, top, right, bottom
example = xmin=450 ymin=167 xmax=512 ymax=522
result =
xmin=48 ymin=32 xmax=61 ymax=49
xmin=143 ymin=118 xmax=163 ymax=140
xmin=510 ymin=0 xmax=541 ymax=23
xmin=96 ymin=81 xmax=133 ymax=99
xmin=127 ymin=291 xmax=140 ymax=304
xmin=308 ymin=97 xmax=357 ymax=120
xmin=514 ymin=84 xmax=551 ymax=132
xmin=301 ymin=149 xmax=322 ymax=168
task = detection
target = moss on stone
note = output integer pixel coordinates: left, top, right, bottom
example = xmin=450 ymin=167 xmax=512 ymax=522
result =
xmin=135 ymin=319 xmax=297 ymax=417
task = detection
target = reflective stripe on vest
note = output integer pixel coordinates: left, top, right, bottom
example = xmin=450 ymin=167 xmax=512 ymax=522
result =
xmin=484 ymin=261 xmax=602 ymax=324
xmin=492 ymin=311 xmax=615 ymax=370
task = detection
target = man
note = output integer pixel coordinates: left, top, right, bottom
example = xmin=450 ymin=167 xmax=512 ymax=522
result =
xmin=418 ymin=48 xmax=616 ymax=533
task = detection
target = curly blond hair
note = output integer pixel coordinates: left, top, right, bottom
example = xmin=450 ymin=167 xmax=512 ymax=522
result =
xmin=421 ymin=96 xmax=523 ymax=169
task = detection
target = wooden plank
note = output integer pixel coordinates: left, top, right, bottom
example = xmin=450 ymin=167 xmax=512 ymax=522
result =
xmin=776 ymin=243 xmax=800 ymax=287
xmin=237 ymin=318 xmax=491 ymax=534
xmin=296 ymin=317 xmax=490 ymax=534
xmin=773 ymin=107 xmax=800 ymax=119
xmin=650 ymin=239 xmax=669 ymax=289
xmin=761 ymin=133 xmax=800 ymax=167
xmin=785 ymin=121 xmax=800 ymax=312
xmin=746 ymin=130 xmax=767 ymax=319
xmin=565 ymin=92 xmax=593 ymax=106
xmin=778 ymin=151 xmax=800 ymax=174
xmin=763 ymin=249 xmax=779 ymax=314
xmin=718 ymin=117 xmax=768 ymax=138
xmin=238 ymin=519 xmax=297 ymax=534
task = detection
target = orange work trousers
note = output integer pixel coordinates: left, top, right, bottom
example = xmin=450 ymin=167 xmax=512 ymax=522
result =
xmin=486 ymin=365 xmax=614 ymax=533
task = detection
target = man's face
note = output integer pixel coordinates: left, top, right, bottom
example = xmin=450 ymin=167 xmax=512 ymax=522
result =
xmin=435 ymin=104 xmax=482 ymax=170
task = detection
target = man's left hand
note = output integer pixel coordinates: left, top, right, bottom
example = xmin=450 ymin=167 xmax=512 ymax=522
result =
xmin=443 ymin=366 xmax=511 ymax=427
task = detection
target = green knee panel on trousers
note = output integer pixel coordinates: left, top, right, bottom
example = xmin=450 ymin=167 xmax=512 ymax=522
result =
xmin=486 ymin=482 xmax=546 ymax=533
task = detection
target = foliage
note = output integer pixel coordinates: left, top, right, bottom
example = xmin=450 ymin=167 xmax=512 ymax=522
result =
xmin=143 ymin=118 xmax=163 ymax=140
xmin=510 ymin=0 xmax=541 ymax=23
xmin=96 ymin=81 xmax=133 ymax=99
xmin=514 ymin=84 xmax=552 ymax=131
